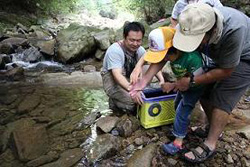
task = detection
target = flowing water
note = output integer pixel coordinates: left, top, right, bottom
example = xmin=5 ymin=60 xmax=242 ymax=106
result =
xmin=0 ymin=84 xmax=109 ymax=167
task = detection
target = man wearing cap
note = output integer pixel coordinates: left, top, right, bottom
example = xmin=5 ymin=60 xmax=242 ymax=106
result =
xmin=173 ymin=3 xmax=250 ymax=162
xmin=101 ymin=22 xmax=164 ymax=114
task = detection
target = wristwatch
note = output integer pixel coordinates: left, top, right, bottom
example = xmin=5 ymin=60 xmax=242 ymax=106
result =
xmin=189 ymin=74 xmax=196 ymax=88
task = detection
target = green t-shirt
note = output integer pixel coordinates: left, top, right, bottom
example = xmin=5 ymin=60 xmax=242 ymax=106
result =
xmin=171 ymin=51 xmax=203 ymax=78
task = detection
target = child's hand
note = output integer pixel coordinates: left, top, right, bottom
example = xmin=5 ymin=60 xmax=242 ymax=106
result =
xmin=130 ymin=67 xmax=142 ymax=85
xmin=129 ymin=79 xmax=147 ymax=93
xmin=130 ymin=90 xmax=144 ymax=105
xmin=161 ymin=82 xmax=175 ymax=93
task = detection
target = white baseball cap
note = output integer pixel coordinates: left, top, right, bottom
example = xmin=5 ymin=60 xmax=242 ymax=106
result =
xmin=173 ymin=3 xmax=216 ymax=52
xmin=144 ymin=27 xmax=176 ymax=63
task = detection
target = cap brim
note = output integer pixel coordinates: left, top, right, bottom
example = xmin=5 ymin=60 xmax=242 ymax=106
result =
xmin=173 ymin=25 xmax=205 ymax=52
xmin=144 ymin=49 xmax=168 ymax=63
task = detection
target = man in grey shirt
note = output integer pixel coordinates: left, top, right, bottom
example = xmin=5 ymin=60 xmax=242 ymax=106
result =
xmin=173 ymin=3 xmax=250 ymax=163
xmin=102 ymin=22 xmax=164 ymax=114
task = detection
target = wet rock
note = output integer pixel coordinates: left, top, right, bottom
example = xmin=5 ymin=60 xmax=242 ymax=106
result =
xmin=0 ymin=54 xmax=12 ymax=69
xmin=29 ymin=39 xmax=56 ymax=56
xmin=4 ymin=118 xmax=36 ymax=149
xmin=26 ymin=151 xmax=59 ymax=167
xmin=242 ymin=110 xmax=250 ymax=119
xmin=22 ymin=46 xmax=42 ymax=63
xmin=1 ymin=37 xmax=28 ymax=48
xmin=32 ymin=62 xmax=63 ymax=72
xmin=241 ymin=157 xmax=250 ymax=167
xmin=85 ymin=134 xmax=121 ymax=165
xmin=116 ymin=116 xmax=140 ymax=137
xmin=16 ymin=23 xmax=29 ymax=33
xmin=11 ymin=125 xmax=49 ymax=162
xmin=48 ymin=113 xmax=84 ymax=136
xmin=0 ymin=93 xmax=18 ymax=105
xmin=17 ymin=94 xmax=40 ymax=114
xmin=99 ymin=10 xmax=117 ymax=20
xmin=56 ymin=23 xmax=99 ymax=63
xmin=142 ymin=136 xmax=151 ymax=145
xmin=93 ymin=30 xmax=112 ymax=50
xmin=96 ymin=116 xmax=120 ymax=133
xmin=0 ymin=149 xmax=16 ymax=167
xmin=225 ymin=154 xmax=234 ymax=164
xmin=0 ymin=108 xmax=15 ymax=125
xmin=222 ymin=136 xmax=234 ymax=143
xmin=42 ymin=107 xmax=67 ymax=120
xmin=0 ymin=126 xmax=7 ymax=153
xmin=94 ymin=49 xmax=105 ymax=60
xmin=78 ymin=111 xmax=101 ymax=129
xmin=41 ymin=148 xmax=83 ymax=167
xmin=127 ymin=143 xmax=157 ymax=167
xmin=134 ymin=137 xmax=144 ymax=146
xmin=31 ymin=117 xmax=51 ymax=123
xmin=4 ymin=67 xmax=24 ymax=80
xmin=83 ymin=65 xmax=96 ymax=72
xmin=237 ymin=125 xmax=250 ymax=140
xmin=126 ymin=144 xmax=135 ymax=154
xmin=0 ymin=43 xmax=13 ymax=54
xmin=167 ymin=158 xmax=177 ymax=166
xmin=38 ymin=71 xmax=103 ymax=88
xmin=29 ymin=25 xmax=52 ymax=40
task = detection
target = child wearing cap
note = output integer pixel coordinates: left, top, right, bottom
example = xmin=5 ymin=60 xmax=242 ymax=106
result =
xmin=129 ymin=26 xmax=206 ymax=155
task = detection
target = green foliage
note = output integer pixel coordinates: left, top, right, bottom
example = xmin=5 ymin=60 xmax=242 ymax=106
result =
xmin=116 ymin=0 xmax=175 ymax=23
xmin=0 ymin=0 xmax=175 ymax=24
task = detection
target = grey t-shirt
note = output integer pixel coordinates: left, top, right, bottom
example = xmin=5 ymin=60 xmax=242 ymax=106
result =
xmin=209 ymin=6 xmax=250 ymax=68
xmin=102 ymin=42 xmax=146 ymax=73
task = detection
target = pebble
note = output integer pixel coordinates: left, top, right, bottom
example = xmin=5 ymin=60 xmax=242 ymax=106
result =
xmin=134 ymin=137 xmax=143 ymax=146
xmin=126 ymin=144 xmax=135 ymax=154
xmin=241 ymin=157 xmax=250 ymax=167
xmin=225 ymin=154 xmax=234 ymax=164
xmin=167 ymin=158 xmax=177 ymax=166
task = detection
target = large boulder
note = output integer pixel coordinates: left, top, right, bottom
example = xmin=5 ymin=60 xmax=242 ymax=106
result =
xmin=93 ymin=29 xmax=113 ymax=50
xmin=56 ymin=23 xmax=100 ymax=63
xmin=0 ymin=37 xmax=28 ymax=48
xmin=38 ymin=71 xmax=103 ymax=88
xmin=85 ymin=134 xmax=121 ymax=165
xmin=127 ymin=143 xmax=157 ymax=167
xmin=12 ymin=126 xmax=49 ymax=162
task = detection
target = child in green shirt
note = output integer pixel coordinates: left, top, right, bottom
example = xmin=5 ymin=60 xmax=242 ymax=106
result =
xmin=130 ymin=26 xmax=205 ymax=155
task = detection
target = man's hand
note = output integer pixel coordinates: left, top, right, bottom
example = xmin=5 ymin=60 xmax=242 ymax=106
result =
xmin=161 ymin=82 xmax=176 ymax=93
xmin=174 ymin=77 xmax=190 ymax=92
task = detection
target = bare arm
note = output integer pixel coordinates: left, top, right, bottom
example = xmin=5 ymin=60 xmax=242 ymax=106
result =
xmin=175 ymin=68 xmax=234 ymax=91
xmin=130 ymin=55 xmax=165 ymax=85
xmin=195 ymin=68 xmax=234 ymax=84
xmin=130 ymin=60 xmax=166 ymax=93
xmin=156 ymin=71 xmax=165 ymax=85
xmin=130 ymin=55 xmax=146 ymax=85
xmin=112 ymin=68 xmax=130 ymax=91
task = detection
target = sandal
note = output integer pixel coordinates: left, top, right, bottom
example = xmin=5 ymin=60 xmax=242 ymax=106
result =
xmin=182 ymin=143 xmax=215 ymax=163
xmin=162 ymin=142 xmax=183 ymax=155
